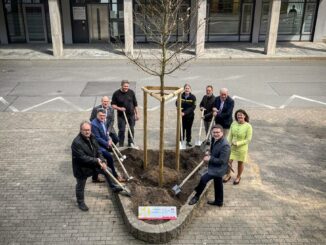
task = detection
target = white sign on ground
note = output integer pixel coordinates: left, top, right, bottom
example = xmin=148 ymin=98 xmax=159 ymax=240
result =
xmin=138 ymin=206 xmax=177 ymax=220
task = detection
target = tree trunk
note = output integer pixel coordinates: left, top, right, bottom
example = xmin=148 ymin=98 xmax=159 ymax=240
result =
xmin=159 ymin=98 xmax=165 ymax=187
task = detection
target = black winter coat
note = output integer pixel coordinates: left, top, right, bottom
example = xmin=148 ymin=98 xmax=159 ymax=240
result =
xmin=199 ymin=94 xmax=216 ymax=121
xmin=176 ymin=92 xmax=196 ymax=118
xmin=71 ymin=133 xmax=105 ymax=179
xmin=207 ymin=137 xmax=230 ymax=177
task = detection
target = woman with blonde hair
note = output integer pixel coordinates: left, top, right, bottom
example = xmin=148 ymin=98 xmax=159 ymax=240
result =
xmin=224 ymin=109 xmax=252 ymax=185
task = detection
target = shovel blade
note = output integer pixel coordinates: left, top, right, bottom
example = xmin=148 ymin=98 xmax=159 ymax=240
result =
xmin=172 ymin=185 xmax=181 ymax=195
xmin=179 ymin=141 xmax=186 ymax=150
xmin=127 ymin=176 xmax=134 ymax=181
xmin=200 ymin=140 xmax=210 ymax=152
xmin=130 ymin=143 xmax=139 ymax=150
xmin=195 ymin=140 xmax=202 ymax=146
xmin=121 ymin=188 xmax=132 ymax=197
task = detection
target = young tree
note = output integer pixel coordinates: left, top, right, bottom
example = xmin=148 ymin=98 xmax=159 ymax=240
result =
xmin=125 ymin=0 xmax=204 ymax=186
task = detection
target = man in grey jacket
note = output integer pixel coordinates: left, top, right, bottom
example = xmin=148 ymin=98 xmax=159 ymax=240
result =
xmin=90 ymin=96 xmax=119 ymax=144
xmin=188 ymin=124 xmax=230 ymax=206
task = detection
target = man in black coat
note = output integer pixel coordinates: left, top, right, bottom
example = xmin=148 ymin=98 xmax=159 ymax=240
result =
xmin=199 ymin=85 xmax=215 ymax=135
xmin=188 ymin=124 xmax=231 ymax=206
xmin=213 ymin=88 xmax=234 ymax=137
xmin=111 ymin=80 xmax=139 ymax=147
xmin=71 ymin=121 xmax=122 ymax=211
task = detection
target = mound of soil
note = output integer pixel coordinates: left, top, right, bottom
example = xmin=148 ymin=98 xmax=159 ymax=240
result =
xmin=116 ymin=147 xmax=205 ymax=223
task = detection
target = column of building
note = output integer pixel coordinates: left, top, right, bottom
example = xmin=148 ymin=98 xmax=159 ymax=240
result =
xmin=124 ymin=0 xmax=133 ymax=55
xmin=195 ymin=0 xmax=207 ymax=55
xmin=264 ymin=0 xmax=281 ymax=55
xmin=314 ymin=0 xmax=326 ymax=42
xmin=48 ymin=0 xmax=64 ymax=56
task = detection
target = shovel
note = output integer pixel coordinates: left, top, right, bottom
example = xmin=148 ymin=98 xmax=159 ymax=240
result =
xmin=179 ymin=114 xmax=186 ymax=150
xmin=195 ymin=109 xmax=205 ymax=146
xmin=112 ymin=141 xmax=126 ymax=162
xmin=111 ymin=146 xmax=134 ymax=181
xmin=103 ymin=166 xmax=131 ymax=197
xmin=122 ymin=111 xmax=139 ymax=150
xmin=172 ymin=160 xmax=205 ymax=195
xmin=200 ymin=116 xmax=215 ymax=152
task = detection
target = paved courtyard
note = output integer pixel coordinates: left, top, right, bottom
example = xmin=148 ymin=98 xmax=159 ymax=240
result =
xmin=0 ymin=108 xmax=325 ymax=244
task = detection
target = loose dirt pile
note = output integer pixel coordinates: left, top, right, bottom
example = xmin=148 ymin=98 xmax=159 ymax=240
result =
xmin=117 ymin=147 xmax=205 ymax=223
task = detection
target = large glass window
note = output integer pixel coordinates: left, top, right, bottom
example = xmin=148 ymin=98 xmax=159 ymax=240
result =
xmin=208 ymin=0 xmax=241 ymax=35
xmin=259 ymin=0 xmax=318 ymax=41
xmin=206 ymin=0 xmax=254 ymax=41
xmin=4 ymin=0 xmax=51 ymax=43
xmin=109 ymin=0 xmax=124 ymax=42
xmin=133 ymin=0 xmax=190 ymax=43
xmin=4 ymin=0 xmax=26 ymax=42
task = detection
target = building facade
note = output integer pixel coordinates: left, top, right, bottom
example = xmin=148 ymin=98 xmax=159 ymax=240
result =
xmin=0 ymin=0 xmax=325 ymax=55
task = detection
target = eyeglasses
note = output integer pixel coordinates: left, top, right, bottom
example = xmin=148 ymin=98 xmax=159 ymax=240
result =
xmin=212 ymin=131 xmax=222 ymax=134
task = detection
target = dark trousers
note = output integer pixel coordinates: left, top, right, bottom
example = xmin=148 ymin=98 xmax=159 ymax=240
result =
xmin=194 ymin=173 xmax=223 ymax=204
xmin=182 ymin=116 xmax=194 ymax=143
xmin=92 ymin=150 xmax=118 ymax=181
xmin=76 ymin=168 xmax=115 ymax=204
xmin=204 ymin=120 xmax=211 ymax=136
xmin=117 ymin=115 xmax=135 ymax=146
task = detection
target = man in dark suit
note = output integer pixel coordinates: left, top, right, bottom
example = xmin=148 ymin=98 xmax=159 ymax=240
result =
xmin=188 ymin=124 xmax=231 ymax=206
xmin=90 ymin=96 xmax=119 ymax=145
xmin=71 ymin=121 xmax=122 ymax=211
xmin=213 ymin=88 xmax=234 ymax=136
xmin=91 ymin=109 xmax=125 ymax=183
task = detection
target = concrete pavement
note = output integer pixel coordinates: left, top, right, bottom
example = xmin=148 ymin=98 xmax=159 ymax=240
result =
xmin=0 ymin=108 xmax=325 ymax=244
xmin=0 ymin=42 xmax=326 ymax=60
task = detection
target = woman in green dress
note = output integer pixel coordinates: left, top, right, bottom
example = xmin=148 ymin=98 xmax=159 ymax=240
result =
xmin=224 ymin=109 xmax=252 ymax=185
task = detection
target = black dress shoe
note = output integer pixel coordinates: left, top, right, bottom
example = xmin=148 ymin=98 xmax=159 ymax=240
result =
xmin=188 ymin=196 xmax=199 ymax=205
xmin=78 ymin=202 xmax=89 ymax=211
xmin=111 ymin=185 xmax=123 ymax=193
xmin=92 ymin=178 xmax=105 ymax=183
xmin=207 ymin=200 xmax=223 ymax=207
xmin=186 ymin=142 xmax=192 ymax=147
xmin=223 ymin=175 xmax=231 ymax=183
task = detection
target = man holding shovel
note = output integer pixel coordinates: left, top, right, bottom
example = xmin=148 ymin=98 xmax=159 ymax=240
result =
xmin=188 ymin=125 xmax=230 ymax=206
xmin=71 ymin=121 xmax=123 ymax=212
xmin=199 ymin=85 xmax=215 ymax=136
xmin=111 ymin=80 xmax=139 ymax=147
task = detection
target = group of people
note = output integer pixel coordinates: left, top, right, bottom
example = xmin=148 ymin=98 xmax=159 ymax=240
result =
xmin=71 ymin=80 xmax=139 ymax=211
xmin=71 ymin=80 xmax=253 ymax=211
xmin=178 ymin=84 xmax=253 ymax=206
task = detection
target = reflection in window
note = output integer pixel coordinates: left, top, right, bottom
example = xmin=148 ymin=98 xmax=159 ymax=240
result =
xmin=133 ymin=0 xmax=190 ymax=43
xmin=4 ymin=1 xmax=26 ymax=42
xmin=260 ymin=0 xmax=317 ymax=39
xmin=208 ymin=0 xmax=241 ymax=35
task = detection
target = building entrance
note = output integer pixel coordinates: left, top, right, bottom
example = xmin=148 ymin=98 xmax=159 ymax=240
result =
xmin=87 ymin=4 xmax=109 ymax=43
xmin=22 ymin=4 xmax=48 ymax=43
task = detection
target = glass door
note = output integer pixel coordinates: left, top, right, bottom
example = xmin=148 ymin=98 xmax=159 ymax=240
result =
xmin=240 ymin=2 xmax=254 ymax=41
xmin=88 ymin=4 xmax=109 ymax=43
xmin=22 ymin=4 xmax=47 ymax=43
xmin=109 ymin=0 xmax=124 ymax=43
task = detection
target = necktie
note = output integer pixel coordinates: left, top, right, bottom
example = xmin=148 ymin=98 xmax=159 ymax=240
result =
xmin=101 ymin=122 xmax=106 ymax=136
xmin=219 ymin=100 xmax=224 ymax=114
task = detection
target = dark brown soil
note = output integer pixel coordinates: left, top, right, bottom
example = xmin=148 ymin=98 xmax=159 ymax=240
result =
xmin=116 ymin=147 xmax=205 ymax=224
